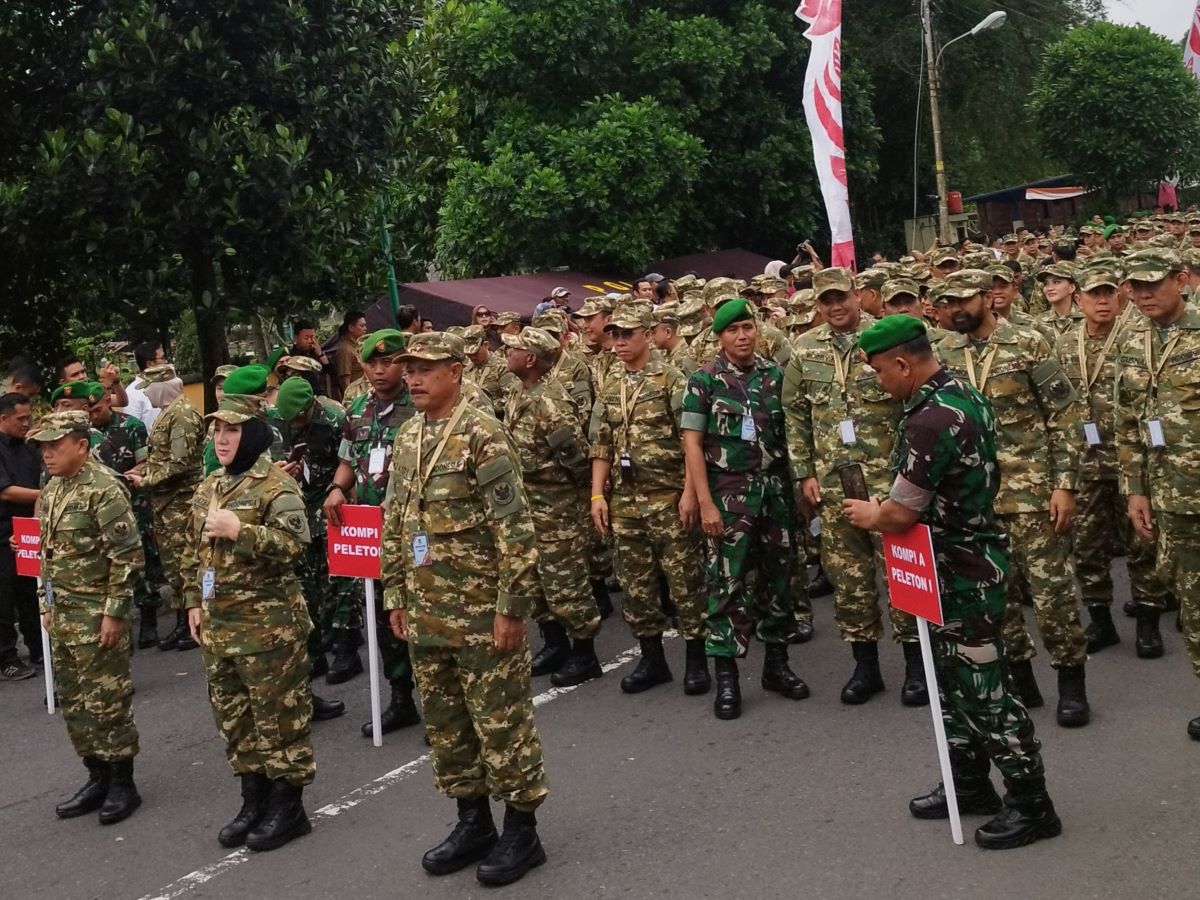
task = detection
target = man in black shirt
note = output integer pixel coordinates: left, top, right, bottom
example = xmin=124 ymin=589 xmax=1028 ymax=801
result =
xmin=289 ymin=319 xmax=335 ymax=396
xmin=0 ymin=392 xmax=42 ymax=679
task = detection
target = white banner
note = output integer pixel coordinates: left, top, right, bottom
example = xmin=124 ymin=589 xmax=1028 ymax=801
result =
xmin=796 ymin=0 xmax=855 ymax=268
xmin=1185 ymin=1 xmax=1200 ymax=78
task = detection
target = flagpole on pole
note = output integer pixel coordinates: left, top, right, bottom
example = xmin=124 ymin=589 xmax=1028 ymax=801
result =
xmin=38 ymin=577 xmax=55 ymax=715
xmin=363 ymin=579 xmax=384 ymax=748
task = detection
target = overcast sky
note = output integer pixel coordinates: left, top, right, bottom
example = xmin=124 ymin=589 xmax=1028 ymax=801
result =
xmin=1104 ymin=0 xmax=1194 ymax=39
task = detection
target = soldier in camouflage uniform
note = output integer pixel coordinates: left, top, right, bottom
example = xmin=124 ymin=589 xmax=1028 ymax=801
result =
xmin=34 ymin=412 xmax=144 ymax=825
xmin=381 ymin=332 xmax=548 ymax=887
xmin=783 ymin=267 xmax=926 ymax=708
xmin=1114 ymin=250 xmax=1200 ymax=739
xmin=464 ymin=325 xmax=519 ymax=411
xmin=589 ymin=305 xmax=708 ymax=694
xmin=1034 ymin=262 xmax=1084 ymax=343
xmin=183 ymin=392 xmax=315 ymax=853
xmin=574 ymin=297 xmax=620 ymax=394
xmin=934 ymin=269 xmax=1091 ymax=727
xmin=845 ymin=316 xmax=1060 ymax=851
xmin=202 ymin=365 xmax=239 ymax=476
xmin=681 ymin=299 xmax=809 ymax=720
xmin=502 ymin=327 xmax=601 ymax=687
xmin=650 ymin=304 xmax=698 ymax=375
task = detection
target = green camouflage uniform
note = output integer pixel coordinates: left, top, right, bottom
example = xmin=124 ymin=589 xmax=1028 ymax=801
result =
xmin=936 ymin=318 xmax=1087 ymax=668
xmin=183 ymin=454 xmax=315 ymax=785
xmin=681 ymin=353 xmax=795 ymax=657
xmin=40 ymin=460 xmax=143 ymax=762
xmin=783 ymin=316 xmax=918 ymax=644
xmin=382 ymin=398 xmax=548 ymax=811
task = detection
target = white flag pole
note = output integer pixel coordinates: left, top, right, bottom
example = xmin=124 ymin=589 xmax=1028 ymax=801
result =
xmin=918 ymin=617 xmax=962 ymax=845
xmin=363 ymin=579 xmax=383 ymax=748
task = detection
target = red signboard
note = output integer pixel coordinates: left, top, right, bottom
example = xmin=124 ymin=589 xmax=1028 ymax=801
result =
xmin=12 ymin=517 xmax=41 ymax=578
xmin=327 ymin=505 xmax=383 ymax=580
xmin=883 ymin=523 xmax=942 ymax=625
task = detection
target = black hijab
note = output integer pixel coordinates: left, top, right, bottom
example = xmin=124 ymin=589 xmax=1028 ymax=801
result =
xmin=226 ymin=418 xmax=274 ymax=475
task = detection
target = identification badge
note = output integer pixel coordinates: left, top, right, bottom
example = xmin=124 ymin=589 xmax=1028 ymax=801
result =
xmin=839 ymin=419 xmax=857 ymax=445
xmin=44 ymin=578 xmax=54 ymax=608
xmin=368 ymin=446 xmax=387 ymax=475
xmin=809 ymin=517 xmax=821 ymax=537
xmin=301 ymin=461 xmax=311 ymax=485
xmin=619 ymin=453 xmax=635 ymax=485
xmin=412 ymin=532 xmax=431 ymax=567
xmin=740 ymin=415 xmax=757 ymax=441
xmin=202 ymin=567 xmax=216 ymax=600
xmin=1148 ymin=417 xmax=1166 ymax=448
xmin=1083 ymin=421 xmax=1101 ymax=446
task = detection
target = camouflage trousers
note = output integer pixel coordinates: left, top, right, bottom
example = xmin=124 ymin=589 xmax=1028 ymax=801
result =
xmin=532 ymin=535 xmax=601 ymax=640
xmin=132 ymin=496 xmax=165 ymax=609
xmin=818 ymin=505 xmax=917 ymax=644
xmin=585 ymin=527 xmax=614 ymax=582
xmin=298 ymin=510 xmax=363 ymax=664
xmin=704 ymin=478 xmax=795 ymax=658
xmin=1158 ymin=513 xmax=1200 ymax=678
xmin=999 ymin=511 xmax=1087 ymax=668
xmin=611 ymin=492 xmax=706 ymax=640
xmin=203 ymin=640 xmax=315 ymax=785
xmin=52 ymin=632 xmax=138 ymax=761
xmin=369 ymin=578 xmax=412 ymax=686
xmin=152 ymin=497 xmax=192 ymax=612
xmin=788 ymin=517 xmax=815 ymax=624
xmin=1075 ymin=479 xmax=1167 ymax=610
xmin=411 ymin=642 xmax=548 ymax=811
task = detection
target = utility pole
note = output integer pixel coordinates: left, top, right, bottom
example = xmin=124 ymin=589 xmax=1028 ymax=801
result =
xmin=920 ymin=0 xmax=951 ymax=244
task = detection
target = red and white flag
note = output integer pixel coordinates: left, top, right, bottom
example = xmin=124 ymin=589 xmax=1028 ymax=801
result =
xmin=796 ymin=0 xmax=855 ymax=268
xmin=1185 ymin=2 xmax=1200 ymax=78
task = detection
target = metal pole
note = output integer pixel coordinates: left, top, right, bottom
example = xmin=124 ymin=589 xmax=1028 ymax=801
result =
xmin=38 ymin=577 xmax=55 ymax=715
xmin=921 ymin=0 xmax=951 ymax=244
xmin=363 ymin=579 xmax=384 ymax=747
xmin=918 ymin=617 xmax=963 ymax=845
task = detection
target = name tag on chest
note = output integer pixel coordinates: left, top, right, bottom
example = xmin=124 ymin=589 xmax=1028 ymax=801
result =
xmin=740 ymin=415 xmax=757 ymax=441
xmin=368 ymin=446 xmax=387 ymax=475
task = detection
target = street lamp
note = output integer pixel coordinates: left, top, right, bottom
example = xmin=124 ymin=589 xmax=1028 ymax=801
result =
xmin=920 ymin=5 xmax=1007 ymax=243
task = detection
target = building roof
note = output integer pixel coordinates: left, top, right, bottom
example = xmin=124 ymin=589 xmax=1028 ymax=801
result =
xmin=965 ymin=175 xmax=1077 ymax=204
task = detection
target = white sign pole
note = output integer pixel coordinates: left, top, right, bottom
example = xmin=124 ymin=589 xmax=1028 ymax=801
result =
xmin=363 ymin=579 xmax=383 ymax=748
xmin=918 ymin=616 xmax=962 ymax=845
xmin=37 ymin=576 xmax=55 ymax=715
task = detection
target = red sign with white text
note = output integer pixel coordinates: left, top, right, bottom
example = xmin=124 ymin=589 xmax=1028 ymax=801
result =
xmin=884 ymin=524 xmax=942 ymax=625
xmin=327 ymin=505 xmax=383 ymax=580
xmin=12 ymin=517 xmax=41 ymax=578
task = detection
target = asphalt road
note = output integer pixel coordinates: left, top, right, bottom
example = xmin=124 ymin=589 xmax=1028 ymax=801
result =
xmin=4 ymin=562 xmax=1199 ymax=900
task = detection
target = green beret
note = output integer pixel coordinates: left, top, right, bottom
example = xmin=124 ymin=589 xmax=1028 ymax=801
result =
xmin=857 ymin=315 xmax=927 ymax=359
xmin=361 ymin=328 xmax=408 ymax=362
xmin=275 ymin=376 xmax=314 ymax=421
xmin=223 ymin=364 xmax=270 ymax=396
xmin=84 ymin=382 xmax=106 ymax=403
xmin=264 ymin=347 xmax=287 ymax=372
xmin=711 ymin=298 xmax=755 ymax=334
xmin=50 ymin=381 xmax=90 ymax=404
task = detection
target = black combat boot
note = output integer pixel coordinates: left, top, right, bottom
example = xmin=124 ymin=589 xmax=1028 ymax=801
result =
xmin=1123 ymin=598 xmax=1138 ymax=617
xmin=309 ymin=653 xmax=328 ymax=680
xmin=218 ymin=772 xmax=271 ymax=847
xmin=1187 ymin=716 xmax=1200 ymax=740
xmin=620 ymin=636 xmax=673 ymax=693
xmin=682 ymin=638 xmax=711 ymax=695
xmin=1085 ymin=605 xmax=1120 ymax=653
xmin=475 ymin=805 xmax=547 ymax=886
xmin=137 ymin=606 xmax=159 ymax=649
xmin=1007 ymin=659 xmax=1043 ymax=708
xmin=99 ymin=758 xmax=141 ymax=825
xmin=158 ymin=610 xmax=188 ymax=651
xmin=175 ymin=609 xmax=198 ymax=651
xmin=361 ymin=680 xmax=421 ymax=738
xmin=840 ymin=641 xmax=884 ymax=705
xmin=56 ymin=757 xmax=110 ymax=819
xmin=1135 ymin=607 xmax=1164 ymax=659
xmin=530 ymin=621 xmax=570 ymax=676
xmin=900 ymin=641 xmax=929 ymax=707
xmin=326 ymin=629 xmax=364 ymax=685
xmin=761 ymin=642 xmax=809 ymax=700
xmin=311 ymin=690 xmax=345 ymax=721
xmin=422 ymin=796 xmax=498 ymax=875
xmin=808 ymin=564 xmax=833 ymax=598
xmin=975 ymin=777 xmax=1062 ymax=850
xmin=590 ymin=578 xmax=614 ymax=620
xmin=550 ymin=637 xmax=602 ymax=688
xmin=789 ymin=618 xmax=814 ymax=644
xmin=245 ymin=780 xmax=312 ymax=852
xmin=713 ymin=657 xmax=741 ymax=720
xmin=910 ymin=752 xmax=1001 ymax=819
xmin=1055 ymin=664 xmax=1090 ymax=727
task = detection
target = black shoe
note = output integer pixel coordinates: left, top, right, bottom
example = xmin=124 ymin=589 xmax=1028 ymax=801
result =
xmin=1135 ymin=608 xmax=1164 ymax=659
xmin=590 ymin=578 xmax=614 ymax=620
xmin=245 ymin=780 xmax=312 ymax=852
xmin=56 ymin=757 xmax=110 ymax=819
xmin=312 ymin=691 xmax=345 ymax=721
xmin=361 ymin=682 xmax=421 ymax=737
xmin=158 ymin=611 xmax=188 ymax=651
xmin=1055 ymin=664 xmax=1090 ymax=728
xmin=761 ymin=643 xmax=809 ymax=700
xmin=909 ymin=780 xmax=1003 ymax=820
xmin=137 ymin=607 xmax=159 ymax=649
xmin=175 ymin=626 xmax=198 ymax=651
xmin=309 ymin=653 xmax=328 ymax=680
xmin=1084 ymin=606 xmax=1120 ymax=653
xmin=218 ymin=772 xmax=271 ymax=847
xmin=807 ymin=566 xmax=833 ymax=598
xmin=682 ymin=638 xmax=711 ymax=695
xmin=530 ymin=622 xmax=570 ymax=677
xmin=713 ymin=657 xmax=741 ymax=719
xmin=99 ymin=759 xmax=141 ymax=825
xmin=1 ymin=657 xmax=36 ymax=680
xmin=326 ymin=630 xmax=364 ymax=685
xmin=840 ymin=641 xmax=884 ymax=705
xmin=1123 ymin=598 xmax=1137 ymax=617
xmin=475 ymin=805 xmax=546 ymax=887
xmin=975 ymin=782 xmax=1062 ymax=850
xmin=550 ymin=638 xmax=603 ymax=688
xmin=789 ymin=619 xmax=814 ymax=644
xmin=1007 ymin=659 xmax=1044 ymax=708
xmin=1187 ymin=716 xmax=1200 ymax=740
xmin=900 ymin=642 xmax=929 ymax=707
xmin=422 ymin=797 xmax=498 ymax=876
xmin=620 ymin=636 xmax=673 ymax=694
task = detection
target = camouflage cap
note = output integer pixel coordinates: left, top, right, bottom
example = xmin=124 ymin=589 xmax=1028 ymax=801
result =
xmin=787 ymin=263 xmax=815 ymax=282
xmin=27 ymin=410 xmax=92 ymax=443
xmin=206 ymin=393 xmax=267 ymax=425
xmin=445 ymin=325 xmax=467 ymax=337
xmin=495 ymin=311 xmax=522 ymax=327
xmin=940 ymin=268 xmax=991 ymax=299
xmin=651 ymin=303 xmax=681 ymax=327
xmin=1167 ymin=212 xmax=1185 ymax=224
xmin=212 ymin=364 xmax=238 ymax=383
xmin=854 ymin=268 xmax=889 ymax=290
xmin=813 ymin=266 xmax=854 ymax=298
xmin=744 ymin=274 xmax=787 ymax=296
xmin=1150 ymin=233 xmax=1179 ymax=249
xmin=1133 ymin=221 xmax=1156 ymax=234
xmin=142 ymin=364 xmax=177 ymax=384
xmin=461 ymin=324 xmax=486 ymax=354
xmin=276 ymin=354 xmax=323 ymax=374
xmin=1182 ymin=248 xmax=1200 ymax=270
xmin=1189 ymin=224 xmax=1200 ymax=235
xmin=929 ymin=247 xmax=959 ymax=266
xmin=1036 ymin=261 xmax=1077 ymax=283
xmin=1001 ymin=233 xmax=1019 ymax=244
xmin=399 ymin=331 xmax=467 ymax=363
xmin=788 ymin=288 xmax=816 ymax=313
xmin=50 ymin=381 xmax=90 ymax=405
xmin=361 ymin=328 xmax=407 ymax=362
xmin=900 ymin=262 xmax=931 ymax=282
xmin=961 ymin=251 xmax=995 ymax=270
xmin=573 ymin=297 xmax=614 ymax=319
xmin=1124 ymin=249 xmax=1181 ymax=282
xmin=673 ymin=273 xmax=704 ymax=293
xmin=702 ymin=276 xmax=743 ymax=306
xmin=874 ymin=261 xmax=901 ymax=275
xmin=531 ymin=310 xmax=568 ymax=333
xmin=881 ymin=278 xmax=920 ymax=303
xmin=1078 ymin=266 xmax=1121 ymax=292
xmin=927 ymin=281 xmax=948 ymax=305
xmin=987 ymin=263 xmax=1016 ymax=283
xmin=501 ymin=327 xmax=560 ymax=365
xmin=604 ymin=305 xmax=652 ymax=331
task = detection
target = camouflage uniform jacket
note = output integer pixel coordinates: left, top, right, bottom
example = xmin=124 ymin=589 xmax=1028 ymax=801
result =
xmin=692 ymin=321 xmax=791 ymax=368
xmin=662 ymin=339 xmax=698 ymax=377
xmin=504 ymin=377 xmax=590 ymax=541
xmin=339 ymin=387 xmax=417 ymax=506
xmin=1115 ymin=304 xmax=1200 ymax=513
xmin=381 ymin=399 xmax=539 ymax=647
xmin=39 ymin=460 xmax=144 ymax=642
xmin=782 ymin=315 xmax=901 ymax=497
xmin=342 ymin=376 xmax=370 ymax=405
xmin=587 ymin=346 xmax=620 ymax=397
xmin=1055 ymin=320 xmax=1123 ymax=482
xmin=91 ymin=412 xmax=148 ymax=474
xmin=467 ymin=352 xmax=519 ymax=409
xmin=936 ymin=317 xmax=1082 ymax=515
xmin=1034 ymin=306 xmax=1085 ymax=344
xmin=141 ymin=394 xmax=205 ymax=507
xmin=549 ymin=348 xmax=594 ymax=422
xmin=182 ymin=454 xmax=311 ymax=657
xmin=270 ymin=396 xmax=347 ymax=510
xmin=588 ymin=356 xmax=688 ymax=517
